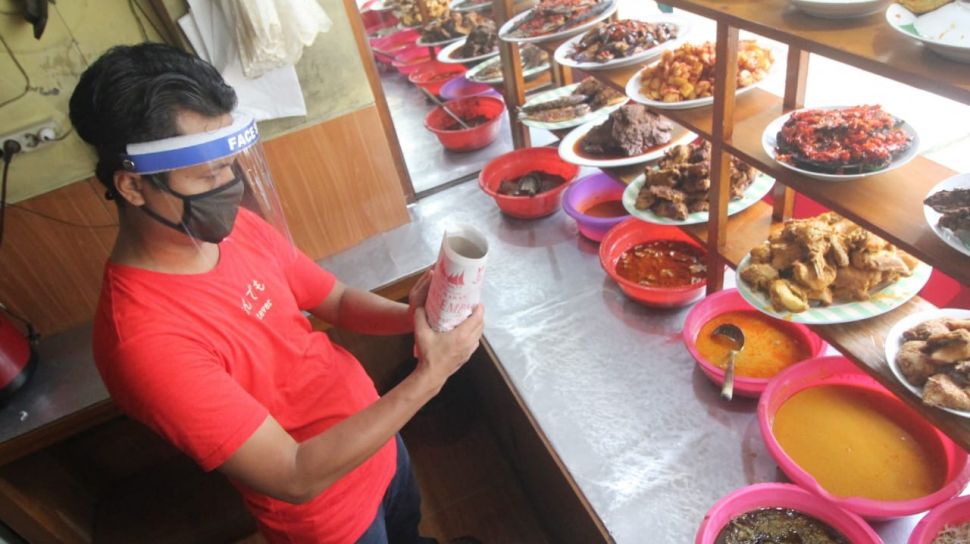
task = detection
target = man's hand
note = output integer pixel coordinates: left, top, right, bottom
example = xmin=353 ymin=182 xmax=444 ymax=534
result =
xmin=412 ymin=304 xmax=484 ymax=394
xmin=407 ymin=270 xmax=433 ymax=330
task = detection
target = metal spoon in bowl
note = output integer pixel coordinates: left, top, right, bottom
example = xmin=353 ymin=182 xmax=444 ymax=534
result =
xmin=419 ymin=88 xmax=472 ymax=130
xmin=712 ymin=323 xmax=745 ymax=401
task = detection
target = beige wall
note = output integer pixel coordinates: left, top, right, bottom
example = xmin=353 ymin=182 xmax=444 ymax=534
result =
xmin=0 ymin=0 xmax=375 ymax=203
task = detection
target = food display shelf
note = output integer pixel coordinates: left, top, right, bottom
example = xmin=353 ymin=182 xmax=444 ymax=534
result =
xmin=491 ymin=0 xmax=970 ymax=452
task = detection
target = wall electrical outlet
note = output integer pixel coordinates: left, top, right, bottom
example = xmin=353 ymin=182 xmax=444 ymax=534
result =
xmin=0 ymin=120 xmax=59 ymax=154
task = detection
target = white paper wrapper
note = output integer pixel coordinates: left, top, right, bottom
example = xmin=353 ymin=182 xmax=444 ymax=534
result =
xmin=425 ymin=225 xmax=489 ymax=332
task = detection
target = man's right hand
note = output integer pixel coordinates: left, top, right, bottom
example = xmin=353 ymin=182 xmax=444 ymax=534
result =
xmin=413 ymin=305 xmax=484 ymax=394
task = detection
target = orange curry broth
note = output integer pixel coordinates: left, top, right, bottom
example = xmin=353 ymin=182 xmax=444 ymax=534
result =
xmin=773 ymin=384 xmax=947 ymax=502
xmin=696 ymin=310 xmax=811 ymax=378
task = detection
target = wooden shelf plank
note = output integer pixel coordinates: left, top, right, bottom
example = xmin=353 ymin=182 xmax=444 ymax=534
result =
xmin=665 ymin=0 xmax=970 ymax=106
xmin=682 ymin=200 xmax=775 ymax=267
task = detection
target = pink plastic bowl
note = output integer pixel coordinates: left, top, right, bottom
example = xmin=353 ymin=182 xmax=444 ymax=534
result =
xmin=392 ymin=46 xmax=433 ymax=75
xmin=759 ymin=355 xmax=970 ymax=520
xmin=479 ymin=147 xmax=580 ymax=219
xmin=682 ymin=288 xmax=827 ymax=398
xmin=695 ymin=483 xmax=881 ymax=544
xmin=370 ymin=28 xmax=419 ymax=64
xmin=561 ymin=172 xmax=629 ymax=241
xmin=909 ymin=495 xmax=970 ymax=543
xmin=598 ymin=219 xmax=707 ymax=308
xmin=425 ymin=96 xmax=504 ymax=152
xmin=408 ymin=62 xmax=468 ymax=96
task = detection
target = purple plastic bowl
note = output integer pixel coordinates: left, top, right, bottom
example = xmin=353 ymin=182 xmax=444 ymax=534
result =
xmin=440 ymin=77 xmax=503 ymax=102
xmin=562 ymin=173 xmax=629 ymax=241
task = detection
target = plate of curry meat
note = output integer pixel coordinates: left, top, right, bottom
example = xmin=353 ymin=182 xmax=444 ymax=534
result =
xmin=558 ymin=103 xmax=695 ymax=168
xmin=923 ymin=173 xmax=970 ymax=259
xmin=762 ymin=105 xmax=920 ymax=182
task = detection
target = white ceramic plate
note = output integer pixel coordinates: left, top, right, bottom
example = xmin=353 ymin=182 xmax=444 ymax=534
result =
xmin=790 ymin=0 xmax=889 ymax=19
xmin=625 ymin=58 xmax=765 ymax=110
xmin=761 ymin=106 xmax=920 ymax=182
xmin=518 ymin=82 xmax=628 ymax=130
xmin=498 ymin=0 xmax=618 ymax=44
xmin=885 ymin=308 xmax=970 ymax=418
xmin=557 ymin=117 xmax=696 ymax=168
xmin=450 ymin=0 xmax=490 ymax=11
xmin=887 ymin=3 xmax=970 ymax=64
xmin=553 ymin=18 xmax=689 ymax=71
xmin=736 ymin=253 xmax=932 ymax=325
xmin=437 ymin=37 xmax=500 ymax=63
xmin=416 ymin=35 xmax=465 ymax=47
xmin=464 ymin=49 xmax=550 ymax=83
xmin=621 ymin=172 xmax=774 ymax=226
xmin=923 ymin=173 xmax=970 ymax=258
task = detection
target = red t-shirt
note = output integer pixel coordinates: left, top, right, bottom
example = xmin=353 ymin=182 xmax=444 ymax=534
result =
xmin=93 ymin=209 xmax=396 ymax=544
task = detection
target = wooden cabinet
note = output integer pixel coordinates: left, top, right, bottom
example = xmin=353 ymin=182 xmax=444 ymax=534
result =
xmin=493 ymin=1 xmax=970 ymax=449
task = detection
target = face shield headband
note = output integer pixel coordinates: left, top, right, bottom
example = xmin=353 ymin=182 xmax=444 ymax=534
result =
xmin=121 ymin=112 xmax=260 ymax=243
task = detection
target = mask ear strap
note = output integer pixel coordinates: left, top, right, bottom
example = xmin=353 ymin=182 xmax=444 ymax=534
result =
xmin=138 ymin=201 xmax=191 ymax=235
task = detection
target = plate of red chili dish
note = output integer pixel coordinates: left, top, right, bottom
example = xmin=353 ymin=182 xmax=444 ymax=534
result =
xmin=762 ymin=105 xmax=919 ymax=182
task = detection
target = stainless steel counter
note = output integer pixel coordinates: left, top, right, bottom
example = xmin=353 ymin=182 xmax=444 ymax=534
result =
xmin=325 ymin=179 xmax=930 ymax=544
xmin=0 ymin=178 xmax=943 ymax=542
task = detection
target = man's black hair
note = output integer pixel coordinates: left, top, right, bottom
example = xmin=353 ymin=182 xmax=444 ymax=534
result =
xmin=69 ymin=43 xmax=238 ymax=200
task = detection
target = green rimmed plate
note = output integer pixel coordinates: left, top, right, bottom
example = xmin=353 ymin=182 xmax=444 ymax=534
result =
xmin=621 ymin=171 xmax=774 ymax=226
xmin=736 ymin=254 xmax=932 ymax=325
xmin=519 ymin=83 xmax=628 ymax=130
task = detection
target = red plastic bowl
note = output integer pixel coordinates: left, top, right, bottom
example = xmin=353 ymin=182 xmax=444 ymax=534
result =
xmin=909 ymin=495 xmax=970 ymax=543
xmin=409 ymin=62 xmax=468 ymax=96
xmin=695 ymin=483 xmax=881 ymax=544
xmin=479 ymin=148 xmax=580 ymax=219
xmin=361 ymin=9 xmax=397 ymax=35
xmin=598 ymin=219 xmax=707 ymax=308
xmin=371 ymin=29 xmax=419 ymax=64
xmin=759 ymin=355 xmax=970 ymax=520
xmin=392 ymin=46 xmax=433 ymax=75
xmin=425 ymin=96 xmax=504 ymax=152
xmin=682 ymin=288 xmax=827 ymax=398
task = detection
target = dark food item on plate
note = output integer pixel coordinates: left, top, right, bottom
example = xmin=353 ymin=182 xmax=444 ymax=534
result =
xmin=520 ymin=77 xmax=625 ymax=122
xmin=580 ymin=104 xmax=672 ymax=157
xmin=925 ymin=188 xmax=970 ymax=233
xmin=634 ymin=140 xmax=756 ymax=220
xmin=714 ymin=507 xmax=849 ymax=544
xmin=421 ymin=11 xmax=490 ymax=42
xmin=568 ymin=20 xmax=678 ymax=63
xmin=896 ymin=317 xmax=970 ymax=411
xmin=451 ymin=0 xmax=489 ymax=9
xmin=739 ymin=212 xmax=920 ymax=313
xmin=615 ymin=240 xmax=705 ymax=288
xmin=497 ymin=171 xmax=567 ymax=197
xmin=396 ymin=0 xmax=448 ymax=26
xmin=474 ymin=45 xmax=547 ymax=80
xmin=459 ymin=20 xmax=498 ymax=57
xmin=775 ymin=105 xmax=913 ymax=174
xmin=508 ymin=0 xmax=613 ymax=39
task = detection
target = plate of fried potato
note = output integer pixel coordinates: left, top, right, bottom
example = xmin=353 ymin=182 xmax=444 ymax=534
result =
xmin=625 ymin=40 xmax=774 ymax=110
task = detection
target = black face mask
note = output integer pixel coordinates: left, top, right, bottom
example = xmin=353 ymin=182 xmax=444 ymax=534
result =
xmin=140 ymin=176 xmax=245 ymax=244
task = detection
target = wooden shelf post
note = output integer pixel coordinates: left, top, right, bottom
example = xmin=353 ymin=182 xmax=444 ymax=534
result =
xmin=495 ymin=0 xmax=531 ymax=148
xmin=772 ymin=46 xmax=809 ymax=221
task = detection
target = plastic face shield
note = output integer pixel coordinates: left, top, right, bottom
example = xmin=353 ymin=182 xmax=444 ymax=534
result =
xmin=121 ymin=111 xmax=292 ymax=244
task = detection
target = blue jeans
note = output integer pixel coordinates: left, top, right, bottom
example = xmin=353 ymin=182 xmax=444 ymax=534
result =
xmin=356 ymin=435 xmax=436 ymax=544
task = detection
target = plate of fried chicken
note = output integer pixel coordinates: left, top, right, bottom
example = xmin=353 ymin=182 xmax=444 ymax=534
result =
xmin=737 ymin=212 xmax=931 ymax=324
xmin=621 ymin=140 xmax=773 ymax=225
xmin=923 ymin=173 xmax=970 ymax=258
xmin=886 ymin=309 xmax=970 ymax=417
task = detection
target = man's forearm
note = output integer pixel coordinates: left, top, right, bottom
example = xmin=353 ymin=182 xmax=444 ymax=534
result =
xmin=333 ymin=287 xmax=412 ymax=335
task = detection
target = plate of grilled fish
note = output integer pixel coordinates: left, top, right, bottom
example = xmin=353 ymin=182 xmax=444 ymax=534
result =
xmin=518 ymin=77 xmax=628 ymax=129
xmin=498 ymin=0 xmax=617 ymax=43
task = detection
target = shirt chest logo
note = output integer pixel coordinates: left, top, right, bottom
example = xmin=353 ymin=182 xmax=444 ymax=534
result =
xmin=240 ymin=279 xmax=273 ymax=320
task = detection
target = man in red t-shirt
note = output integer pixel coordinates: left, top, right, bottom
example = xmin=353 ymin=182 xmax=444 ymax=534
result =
xmin=69 ymin=43 xmax=483 ymax=543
